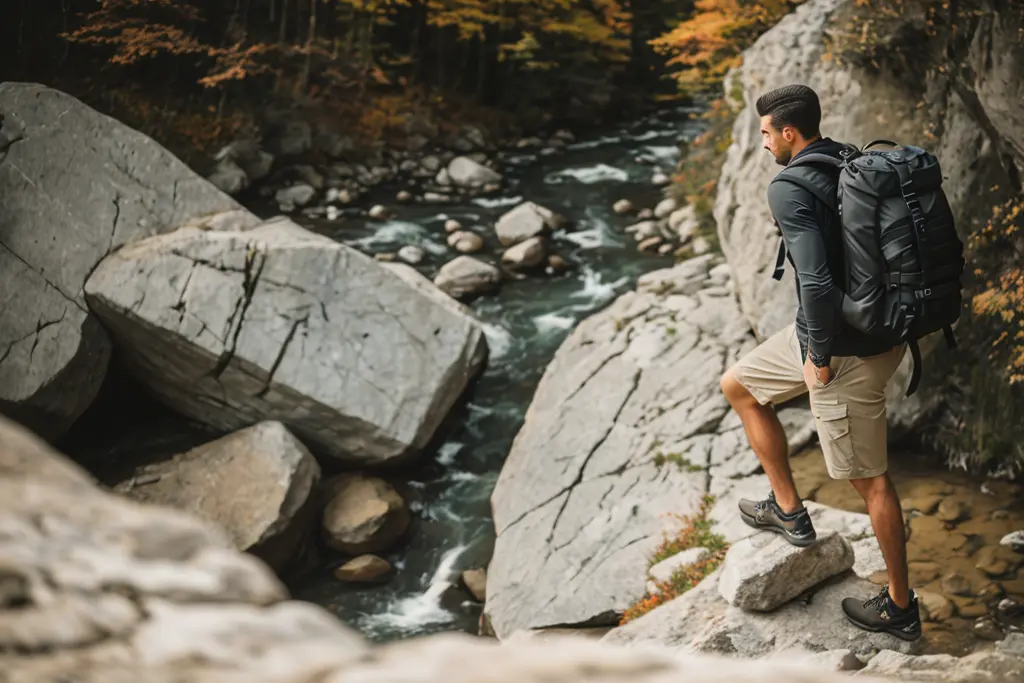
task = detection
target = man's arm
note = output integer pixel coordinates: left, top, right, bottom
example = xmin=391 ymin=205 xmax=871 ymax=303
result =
xmin=767 ymin=179 xmax=842 ymax=368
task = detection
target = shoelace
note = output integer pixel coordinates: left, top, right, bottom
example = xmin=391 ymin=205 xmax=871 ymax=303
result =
xmin=754 ymin=491 xmax=777 ymax=514
xmin=864 ymin=586 xmax=890 ymax=611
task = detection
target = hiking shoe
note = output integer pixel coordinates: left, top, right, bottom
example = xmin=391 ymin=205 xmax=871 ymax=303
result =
xmin=737 ymin=491 xmax=816 ymax=547
xmin=842 ymin=585 xmax=922 ymax=641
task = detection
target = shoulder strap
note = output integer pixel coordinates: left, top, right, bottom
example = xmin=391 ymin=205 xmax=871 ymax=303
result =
xmin=786 ymin=152 xmax=846 ymax=169
xmin=905 ymin=338 xmax=921 ymax=397
xmin=772 ymin=170 xmax=839 ymax=214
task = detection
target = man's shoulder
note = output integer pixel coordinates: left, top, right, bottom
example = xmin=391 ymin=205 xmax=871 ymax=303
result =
xmin=768 ymin=162 xmax=840 ymax=213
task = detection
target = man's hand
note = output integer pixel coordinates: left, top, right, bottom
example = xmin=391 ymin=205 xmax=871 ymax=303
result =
xmin=803 ymin=356 xmax=831 ymax=391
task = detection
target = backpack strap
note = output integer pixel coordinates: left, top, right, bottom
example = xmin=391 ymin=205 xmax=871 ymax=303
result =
xmin=766 ymin=148 xmax=850 ymax=281
xmin=905 ymin=338 xmax=922 ymax=397
xmin=773 ymin=153 xmax=845 ymax=213
xmin=943 ymin=324 xmax=957 ymax=349
xmin=772 ymin=235 xmax=787 ymax=281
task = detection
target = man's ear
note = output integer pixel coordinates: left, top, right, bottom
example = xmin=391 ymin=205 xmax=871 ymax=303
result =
xmin=782 ymin=126 xmax=796 ymax=143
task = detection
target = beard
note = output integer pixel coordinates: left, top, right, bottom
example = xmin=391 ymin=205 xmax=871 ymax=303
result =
xmin=774 ymin=147 xmax=793 ymax=166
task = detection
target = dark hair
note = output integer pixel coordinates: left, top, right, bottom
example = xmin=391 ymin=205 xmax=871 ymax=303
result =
xmin=755 ymin=84 xmax=821 ymax=139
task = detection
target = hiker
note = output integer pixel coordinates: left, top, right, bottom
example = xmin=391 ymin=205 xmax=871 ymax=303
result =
xmin=718 ymin=84 xmax=924 ymax=641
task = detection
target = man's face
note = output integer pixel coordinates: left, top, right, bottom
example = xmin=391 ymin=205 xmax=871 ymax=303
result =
xmin=760 ymin=114 xmax=795 ymax=166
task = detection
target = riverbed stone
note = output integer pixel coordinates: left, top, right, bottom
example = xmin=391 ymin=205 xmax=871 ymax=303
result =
xmin=502 ymin=236 xmax=547 ymax=269
xmin=638 ymin=236 xmax=663 ymax=252
xmin=334 ymin=555 xmax=393 ymax=583
xmin=275 ymin=183 xmax=316 ymax=211
xmin=215 ymin=139 xmax=274 ymax=181
xmin=936 ymin=498 xmax=969 ymax=523
xmin=322 ymin=474 xmax=410 ymax=555
xmin=916 ymin=590 xmax=954 ymax=622
xmin=448 ymin=156 xmax=502 ymax=188
xmin=626 ymin=220 xmax=660 ymax=240
xmin=669 ymin=205 xmax=700 ymax=242
xmin=654 ymin=197 xmax=677 ymax=219
xmin=448 ymin=230 xmax=485 ymax=253
xmin=0 ymin=82 xmax=256 ymax=440
xmin=613 ymin=199 xmax=634 ymax=214
xmin=1002 ymin=530 xmax=1024 ymax=552
xmin=434 ymin=255 xmax=501 ymax=299
xmin=462 ymin=569 xmax=487 ymax=602
xmin=398 ymin=245 xmax=425 ymax=264
xmin=84 ymin=218 xmax=487 ymax=466
xmin=208 ymin=159 xmax=249 ymax=195
xmin=718 ymin=531 xmax=854 ymax=611
xmin=113 ymin=421 xmax=320 ymax=574
xmin=495 ymin=201 xmax=566 ymax=246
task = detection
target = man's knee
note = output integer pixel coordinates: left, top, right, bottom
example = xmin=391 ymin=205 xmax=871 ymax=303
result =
xmin=850 ymin=472 xmax=892 ymax=500
xmin=720 ymin=369 xmax=755 ymax=409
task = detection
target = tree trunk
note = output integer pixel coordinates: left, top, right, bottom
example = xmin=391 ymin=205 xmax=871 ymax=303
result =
xmin=299 ymin=0 xmax=316 ymax=96
xmin=279 ymin=0 xmax=290 ymax=44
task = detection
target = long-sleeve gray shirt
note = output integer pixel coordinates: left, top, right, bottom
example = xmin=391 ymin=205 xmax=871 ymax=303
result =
xmin=767 ymin=138 xmax=891 ymax=367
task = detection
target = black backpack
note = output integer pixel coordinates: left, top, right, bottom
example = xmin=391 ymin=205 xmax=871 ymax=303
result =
xmin=771 ymin=140 xmax=965 ymax=397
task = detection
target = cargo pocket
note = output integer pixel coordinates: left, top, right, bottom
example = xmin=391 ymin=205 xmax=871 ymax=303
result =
xmin=814 ymin=401 xmax=855 ymax=472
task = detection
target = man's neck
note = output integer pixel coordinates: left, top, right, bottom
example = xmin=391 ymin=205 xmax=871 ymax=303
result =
xmin=790 ymin=135 xmax=823 ymax=159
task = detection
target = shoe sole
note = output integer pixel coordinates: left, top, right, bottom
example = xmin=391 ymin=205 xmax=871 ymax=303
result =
xmin=841 ymin=610 xmax=922 ymax=642
xmin=739 ymin=510 xmax=817 ymax=548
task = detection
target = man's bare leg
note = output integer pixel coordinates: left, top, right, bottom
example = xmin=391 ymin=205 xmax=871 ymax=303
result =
xmin=850 ymin=473 xmax=910 ymax=608
xmin=720 ymin=370 xmax=802 ymax=514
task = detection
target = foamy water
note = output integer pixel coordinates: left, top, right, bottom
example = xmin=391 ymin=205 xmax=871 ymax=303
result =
xmin=360 ymin=545 xmax=467 ymax=633
xmin=544 ymin=163 xmax=630 ymax=184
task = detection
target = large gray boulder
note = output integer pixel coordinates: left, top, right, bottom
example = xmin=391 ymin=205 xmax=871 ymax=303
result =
xmin=0 ymin=82 xmax=256 ymax=439
xmin=83 ymin=217 xmax=487 ymax=466
xmin=485 ymin=255 xmax=816 ymax=639
xmin=113 ymin=421 xmax=321 ymax=574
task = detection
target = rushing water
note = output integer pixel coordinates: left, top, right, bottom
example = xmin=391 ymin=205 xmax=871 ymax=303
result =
xmin=290 ymin=106 xmax=709 ymax=641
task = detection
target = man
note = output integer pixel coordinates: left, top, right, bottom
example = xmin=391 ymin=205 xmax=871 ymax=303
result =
xmin=718 ymin=84 xmax=922 ymax=641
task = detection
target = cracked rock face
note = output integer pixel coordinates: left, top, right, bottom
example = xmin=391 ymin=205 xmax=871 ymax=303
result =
xmin=112 ymin=421 xmax=321 ymax=574
xmin=83 ymin=218 xmax=487 ymax=466
xmin=485 ymin=255 xmax=816 ymax=639
xmin=0 ymin=82 xmax=256 ymax=439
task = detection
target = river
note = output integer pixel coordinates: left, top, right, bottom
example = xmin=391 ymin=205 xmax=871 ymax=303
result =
xmin=288 ymin=105 xmax=708 ymax=641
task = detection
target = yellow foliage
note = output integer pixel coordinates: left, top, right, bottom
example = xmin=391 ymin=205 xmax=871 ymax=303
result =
xmin=620 ymin=495 xmax=728 ymax=625
xmin=650 ymin=0 xmax=805 ymax=91
xmin=968 ymin=194 xmax=1024 ymax=383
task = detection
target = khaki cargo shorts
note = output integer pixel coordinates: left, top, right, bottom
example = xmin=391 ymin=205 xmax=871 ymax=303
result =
xmin=730 ymin=322 xmax=906 ymax=480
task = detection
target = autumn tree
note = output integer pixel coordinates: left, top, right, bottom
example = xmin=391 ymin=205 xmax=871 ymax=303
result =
xmin=650 ymin=0 xmax=805 ymax=91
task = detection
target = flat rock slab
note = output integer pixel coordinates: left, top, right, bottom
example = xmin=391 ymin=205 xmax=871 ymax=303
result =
xmin=486 ymin=255 xmax=824 ymax=640
xmin=719 ymin=530 xmax=855 ymax=611
xmin=0 ymin=82 xmax=255 ymax=438
xmin=603 ymin=569 xmax=920 ymax=658
xmin=114 ymin=421 xmax=320 ymax=573
xmin=84 ymin=218 xmax=487 ymax=466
